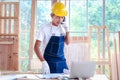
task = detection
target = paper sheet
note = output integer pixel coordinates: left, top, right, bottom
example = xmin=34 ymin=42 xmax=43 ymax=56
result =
xmin=36 ymin=73 xmax=69 ymax=79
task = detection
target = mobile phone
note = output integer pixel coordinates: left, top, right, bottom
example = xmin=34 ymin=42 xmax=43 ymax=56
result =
xmin=61 ymin=17 xmax=65 ymax=24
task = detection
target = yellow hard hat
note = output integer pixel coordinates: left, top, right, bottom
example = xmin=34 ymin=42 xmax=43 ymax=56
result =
xmin=51 ymin=2 xmax=67 ymax=17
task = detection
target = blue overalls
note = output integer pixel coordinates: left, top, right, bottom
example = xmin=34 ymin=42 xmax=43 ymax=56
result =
xmin=44 ymin=26 xmax=68 ymax=73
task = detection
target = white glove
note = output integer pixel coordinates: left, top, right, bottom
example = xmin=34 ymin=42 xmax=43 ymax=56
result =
xmin=62 ymin=23 xmax=70 ymax=32
xmin=42 ymin=61 xmax=50 ymax=74
xmin=63 ymin=69 xmax=70 ymax=74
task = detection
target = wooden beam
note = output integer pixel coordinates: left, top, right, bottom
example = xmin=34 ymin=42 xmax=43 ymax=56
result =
xmin=97 ymin=61 xmax=111 ymax=65
xmin=0 ymin=17 xmax=18 ymax=19
xmin=70 ymin=36 xmax=88 ymax=43
xmin=9 ymin=4 xmax=12 ymax=34
xmin=4 ymin=4 xmax=6 ymax=34
xmin=97 ymin=27 xmax=100 ymax=60
xmin=0 ymin=2 xmax=19 ymax=5
xmin=0 ymin=4 xmax=1 ymax=34
xmin=0 ymin=34 xmax=18 ymax=36
xmin=29 ymin=0 xmax=37 ymax=70
xmin=0 ymin=4 xmax=4 ymax=34
xmin=0 ymin=41 xmax=14 ymax=44
xmin=114 ymin=34 xmax=119 ymax=80
xmin=118 ymin=31 xmax=120 ymax=54
xmin=52 ymin=0 xmax=57 ymax=5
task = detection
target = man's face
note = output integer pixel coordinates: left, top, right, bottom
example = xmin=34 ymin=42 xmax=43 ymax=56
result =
xmin=51 ymin=14 xmax=64 ymax=26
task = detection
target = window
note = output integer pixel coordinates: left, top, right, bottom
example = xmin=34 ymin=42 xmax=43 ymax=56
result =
xmin=106 ymin=0 xmax=120 ymax=32
xmin=20 ymin=0 xmax=32 ymax=72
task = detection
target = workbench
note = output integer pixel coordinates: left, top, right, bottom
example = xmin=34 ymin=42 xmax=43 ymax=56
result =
xmin=0 ymin=72 xmax=108 ymax=80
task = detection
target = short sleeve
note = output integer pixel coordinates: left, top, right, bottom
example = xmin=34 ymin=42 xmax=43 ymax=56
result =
xmin=36 ymin=26 xmax=45 ymax=42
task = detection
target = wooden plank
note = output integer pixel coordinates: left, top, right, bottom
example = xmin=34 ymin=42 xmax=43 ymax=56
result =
xmin=106 ymin=28 xmax=111 ymax=60
xmin=0 ymin=41 xmax=13 ymax=44
xmin=52 ymin=0 xmax=57 ymax=5
xmin=0 ymin=4 xmax=1 ymax=34
xmin=0 ymin=4 xmax=4 ymax=34
xmin=97 ymin=61 xmax=111 ymax=65
xmin=97 ymin=34 xmax=101 ymax=74
xmin=0 ymin=4 xmax=1 ymax=16
xmin=0 ymin=2 xmax=19 ymax=5
xmin=97 ymin=28 xmax=100 ymax=60
xmin=4 ymin=45 xmax=8 ymax=70
xmin=0 ymin=17 xmax=18 ymax=19
xmin=4 ymin=4 xmax=6 ymax=34
xmin=118 ymin=31 xmax=120 ymax=54
xmin=14 ymin=4 xmax=17 ymax=34
xmin=70 ymin=36 xmax=88 ymax=43
xmin=9 ymin=4 xmax=12 ymax=34
xmin=12 ymin=36 xmax=18 ymax=70
xmin=14 ymin=3 xmax=19 ymax=34
xmin=7 ymin=44 xmax=13 ymax=70
xmin=0 ymin=20 xmax=1 ymax=34
xmin=0 ymin=19 xmax=4 ymax=34
xmin=114 ymin=35 xmax=119 ymax=80
xmin=0 ymin=34 xmax=18 ymax=36
xmin=29 ymin=0 xmax=37 ymax=70
xmin=0 ymin=47 xmax=3 ymax=69
xmin=88 ymin=27 xmax=92 ymax=60
xmin=105 ymin=28 xmax=112 ymax=79
xmin=90 ymin=26 xmax=106 ymax=29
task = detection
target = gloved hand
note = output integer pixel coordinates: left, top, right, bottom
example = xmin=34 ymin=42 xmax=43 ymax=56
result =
xmin=63 ymin=68 xmax=70 ymax=74
xmin=42 ymin=61 xmax=50 ymax=74
xmin=62 ymin=22 xmax=70 ymax=32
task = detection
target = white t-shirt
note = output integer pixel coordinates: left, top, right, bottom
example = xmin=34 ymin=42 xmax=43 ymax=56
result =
xmin=36 ymin=22 xmax=66 ymax=56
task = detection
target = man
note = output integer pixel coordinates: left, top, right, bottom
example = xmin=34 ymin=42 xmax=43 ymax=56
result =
xmin=34 ymin=2 xmax=69 ymax=74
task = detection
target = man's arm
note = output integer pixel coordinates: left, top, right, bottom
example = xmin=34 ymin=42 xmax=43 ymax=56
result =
xmin=34 ymin=40 xmax=50 ymax=74
xmin=65 ymin=32 xmax=70 ymax=45
xmin=62 ymin=19 xmax=70 ymax=45
xmin=34 ymin=40 xmax=45 ymax=62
